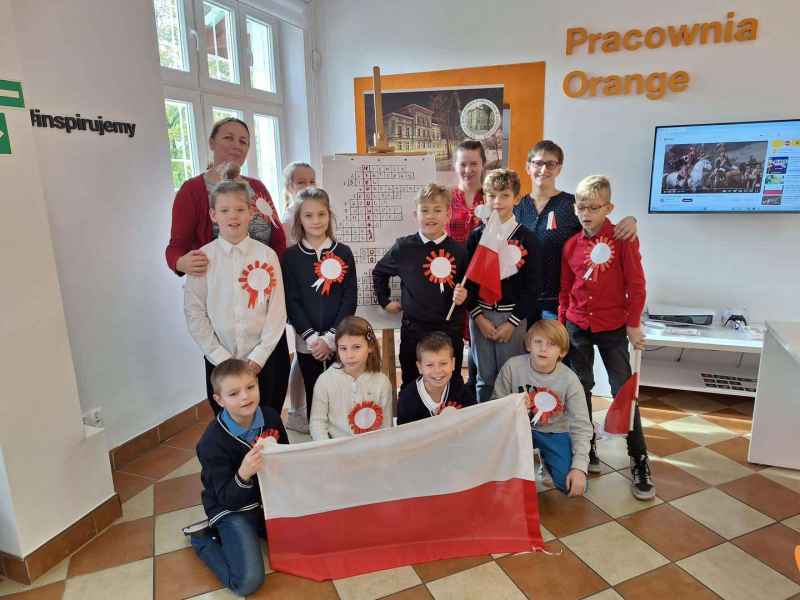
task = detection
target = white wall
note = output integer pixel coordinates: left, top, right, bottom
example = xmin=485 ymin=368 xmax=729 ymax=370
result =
xmin=11 ymin=0 xmax=204 ymax=449
xmin=0 ymin=0 xmax=114 ymax=557
xmin=313 ymin=0 xmax=800 ymax=322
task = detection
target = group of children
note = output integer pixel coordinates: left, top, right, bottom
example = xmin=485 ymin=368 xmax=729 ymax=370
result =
xmin=181 ymin=145 xmax=655 ymax=596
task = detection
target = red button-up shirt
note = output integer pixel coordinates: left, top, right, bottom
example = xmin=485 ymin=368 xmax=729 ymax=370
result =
xmin=558 ymin=219 xmax=646 ymax=331
xmin=447 ymin=188 xmax=485 ymax=244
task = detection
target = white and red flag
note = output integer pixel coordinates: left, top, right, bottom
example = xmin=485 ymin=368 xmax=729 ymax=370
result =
xmin=604 ymin=348 xmax=643 ymax=435
xmin=464 ymin=210 xmax=505 ymax=303
xmin=258 ymin=394 xmax=543 ymax=581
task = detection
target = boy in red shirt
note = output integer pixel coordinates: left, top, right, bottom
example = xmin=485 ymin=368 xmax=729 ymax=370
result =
xmin=558 ymin=175 xmax=655 ymax=500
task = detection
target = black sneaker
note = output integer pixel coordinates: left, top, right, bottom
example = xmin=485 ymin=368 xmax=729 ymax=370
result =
xmin=630 ymin=455 xmax=656 ymax=500
xmin=588 ymin=440 xmax=602 ymax=474
xmin=182 ymin=519 xmax=213 ymax=537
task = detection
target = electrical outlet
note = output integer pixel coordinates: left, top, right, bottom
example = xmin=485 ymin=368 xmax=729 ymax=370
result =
xmin=82 ymin=407 xmax=103 ymax=428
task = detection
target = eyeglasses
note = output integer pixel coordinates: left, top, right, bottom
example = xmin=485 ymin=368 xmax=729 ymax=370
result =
xmin=529 ymin=159 xmax=561 ymax=170
xmin=574 ymin=203 xmax=609 ymax=214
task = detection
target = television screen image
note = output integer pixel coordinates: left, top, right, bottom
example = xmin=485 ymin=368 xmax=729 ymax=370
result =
xmin=649 ymin=119 xmax=800 ymax=213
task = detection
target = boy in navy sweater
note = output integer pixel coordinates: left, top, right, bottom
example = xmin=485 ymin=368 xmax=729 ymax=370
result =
xmin=188 ymin=358 xmax=288 ymax=597
xmin=373 ymin=183 xmax=468 ymax=389
xmin=397 ymin=332 xmax=476 ymax=424
xmin=466 ymin=169 xmax=541 ymax=403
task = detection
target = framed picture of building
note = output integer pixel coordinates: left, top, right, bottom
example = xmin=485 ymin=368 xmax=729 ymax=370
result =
xmin=363 ymin=86 xmax=506 ymax=183
xmin=354 ymin=62 xmax=545 ymax=194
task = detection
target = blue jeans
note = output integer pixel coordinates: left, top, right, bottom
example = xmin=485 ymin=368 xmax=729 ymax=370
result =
xmin=191 ymin=511 xmax=265 ymax=596
xmin=533 ymin=430 xmax=574 ymax=494
xmin=540 ymin=310 xmax=558 ymax=321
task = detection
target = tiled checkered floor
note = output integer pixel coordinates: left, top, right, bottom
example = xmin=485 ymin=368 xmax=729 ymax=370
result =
xmin=2 ymin=388 xmax=799 ymax=600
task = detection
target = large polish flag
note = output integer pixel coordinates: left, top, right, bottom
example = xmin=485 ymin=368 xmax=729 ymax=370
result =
xmin=258 ymin=394 xmax=543 ymax=581
xmin=465 ymin=210 xmax=504 ymax=304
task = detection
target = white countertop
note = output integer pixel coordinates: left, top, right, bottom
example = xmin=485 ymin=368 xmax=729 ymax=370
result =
xmin=766 ymin=321 xmax=800 ymax=364
xmin=643 ymin=323 xmax=763 ymax=353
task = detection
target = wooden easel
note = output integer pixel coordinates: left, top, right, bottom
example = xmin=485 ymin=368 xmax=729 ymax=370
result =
xmin=367 ymin=66 xmax=428 ymax=404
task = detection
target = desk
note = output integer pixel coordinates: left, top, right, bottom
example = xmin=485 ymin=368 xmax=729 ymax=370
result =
xmin=641 ymin=324 xmax=763 ymax=398
xmin=749 ymin=321 xmax=800 ymax=470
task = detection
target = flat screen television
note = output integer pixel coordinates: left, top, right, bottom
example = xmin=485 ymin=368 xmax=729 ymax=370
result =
xmin=649 ymin=118 xmax=800 ymax=213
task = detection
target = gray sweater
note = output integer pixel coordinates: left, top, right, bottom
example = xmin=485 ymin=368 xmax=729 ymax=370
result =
xmin=492 ymin=357 xmax=593 ymax=473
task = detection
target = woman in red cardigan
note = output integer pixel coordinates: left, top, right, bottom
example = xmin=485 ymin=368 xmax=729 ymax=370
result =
xmin=166 ymin=117 xmax=290 ymax=413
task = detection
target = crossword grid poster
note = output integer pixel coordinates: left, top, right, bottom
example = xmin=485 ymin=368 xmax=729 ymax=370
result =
xmin=322 ymin=154 xmax=436 ymax=330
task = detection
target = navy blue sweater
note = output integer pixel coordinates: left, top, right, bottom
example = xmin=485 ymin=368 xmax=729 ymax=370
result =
xmin=196 ymin=408 xmax=288 ymax=526
xmin=281 ymin=240 xmax=357 ymax=341
xmin=465 ymin=222 xmax=541 ymax=326
xmin=397 ymin=375 xmax=476 ymax=425
xmin=372 ymin=233 xmax=468 ymax=329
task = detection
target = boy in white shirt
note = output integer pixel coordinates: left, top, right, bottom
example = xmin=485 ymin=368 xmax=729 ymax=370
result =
xmin=185 ymin=179 xmax=287 ymax=414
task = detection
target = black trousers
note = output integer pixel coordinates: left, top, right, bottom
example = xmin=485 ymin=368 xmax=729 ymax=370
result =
xmin=204 ymin=331 xmax=290 ymax=416
xmin=296 ymin=351 xmax=329 ymax=420
xmin=565 ymin=322 xmax=647 ymax=458
xmin=398 ymin=318 xmax=464 ymax=390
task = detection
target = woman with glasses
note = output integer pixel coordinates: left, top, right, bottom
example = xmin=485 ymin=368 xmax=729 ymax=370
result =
xmin=514 ymin=140 xmax=637 ymax=474
xmin=514 ymin=140 xmax=637 ymax=320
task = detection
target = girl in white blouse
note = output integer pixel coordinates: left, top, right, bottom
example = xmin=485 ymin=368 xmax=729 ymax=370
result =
xmin=310 ymin=317 xmax=393 ymax=440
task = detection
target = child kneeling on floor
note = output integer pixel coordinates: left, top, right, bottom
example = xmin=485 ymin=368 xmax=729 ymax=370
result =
xmin=188 ymin=358 xmax=288 ymax=596
xmin=492 ymin=319 xmax=592 ymax=496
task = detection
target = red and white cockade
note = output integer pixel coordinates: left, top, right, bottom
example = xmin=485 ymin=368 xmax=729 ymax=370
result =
xmin=423 ymin=249 xmax=456 ymax=292
xmin=505 ymin=239 xmax=528 ymax=269
xmin=239 ymin=260 xmax=277 ymax=309
xmin=583 ymin=236 xmax=615 ymax=281
xmin=312 ymin=252 xmax=348 ymax=296
xmin=528 ymin=387 xmax=564 ymax=426
xmin=347 ymin=400 xmax=384 ymax=434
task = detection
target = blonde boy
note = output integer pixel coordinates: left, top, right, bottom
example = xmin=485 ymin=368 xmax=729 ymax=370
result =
xmin=373 ymin=184 xmax=468 ymax=388
xmin=493 ymin=320 xmax=591 ymax=496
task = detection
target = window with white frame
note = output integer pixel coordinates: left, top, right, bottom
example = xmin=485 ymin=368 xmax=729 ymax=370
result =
xmin=154 ymin=0 xmax=284 ymax=192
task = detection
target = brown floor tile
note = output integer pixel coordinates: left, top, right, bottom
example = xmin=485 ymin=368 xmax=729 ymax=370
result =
xmin=67 ymin=517 xmax=154 ymax=578
xmin=537 ymin=489 xmax=613 ymax=538
xmin=731 ymin=400 xmax=754 ymax=416
xmin=640 ymin=387 xmax=671 ymax=400
xmin=197 ymin=401 xmax=215 ymax=422
xmin=639 ymin=398 xmax=688 ymax=424
xmin=2 ymin=582 xmax=66 ymax=600
xmin=118 ymin=445 xmax=194 ymax=481
xmin=111 ymin=428 xmax=160 ymax=470
xmin=619 ymin=457 xmax=709 ymax=502
xmin=162 ymin=422 xmax=207 ymax=451
xmin=248 ymin=572 xmax=339 ymax=599
xmin=91 ymin=495 xmax=122 ymax=532
xmin=719 ymin=474 xmax=800 ymax=521
xmin=706 ymin=437 xmax=766 ymax=470
xmin=153 ymin=473 xmax=204 ymax=515
xmin=644 ymin=426 xmax=699 ymax=457
xmin=614 ymin=563 xmax=720 ymax=599
xmin=412 ymin=555 xmax=491 ymax=583
xmin=381 ymin=585 xmax=435 ymax=600
xmin=497 ymin=541 xmax=608 ymax=599
xmin=733 ymin=523 xmax=800 ymax=584
xmin=154 ymin=547 xmax=221 ymax=600
xmin=112 ymin=470 xmax=154 ymax=502
xmin=617 ymin=504 xmax=724 ymax=561
xmin=702 ymin=408 xmax=752 ymax=435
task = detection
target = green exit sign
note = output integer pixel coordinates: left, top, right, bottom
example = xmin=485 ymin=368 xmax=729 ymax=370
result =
xmin=0 ymin=114 xmax=11 ymax=155
xmin=0 ymin=80 xmax=24 ymax=109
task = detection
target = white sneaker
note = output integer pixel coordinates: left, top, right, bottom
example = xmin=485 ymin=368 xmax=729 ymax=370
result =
xmin=286 ymin=411 xmax=309 ymax=434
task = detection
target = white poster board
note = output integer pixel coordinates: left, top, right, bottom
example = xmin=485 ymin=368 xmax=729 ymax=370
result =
xmin=322 ymin=154 xmax=436 ymax=330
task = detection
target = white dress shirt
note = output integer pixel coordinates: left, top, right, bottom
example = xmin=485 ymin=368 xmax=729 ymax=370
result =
xmin=184 ymin=236 xmax=286 ymax=367
xmin=309 ymin=366 xmax=393 ymax=440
